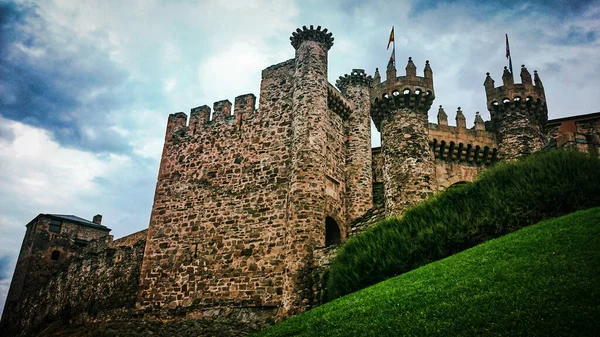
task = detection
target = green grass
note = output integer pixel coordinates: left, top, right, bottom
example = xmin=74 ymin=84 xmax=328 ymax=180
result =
xmin=255 ymin=207 xmax=600 ymax=337
xmin=327 ymin=150 xmax=600 ymax=299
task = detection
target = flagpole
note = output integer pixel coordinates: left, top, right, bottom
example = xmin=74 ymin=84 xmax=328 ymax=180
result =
xmin=392 ymin=26 xmax=396 ymax=67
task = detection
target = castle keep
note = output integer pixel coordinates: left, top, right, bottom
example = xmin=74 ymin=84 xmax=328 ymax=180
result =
xmin=2 ymin=26 xmax=599 ymax=336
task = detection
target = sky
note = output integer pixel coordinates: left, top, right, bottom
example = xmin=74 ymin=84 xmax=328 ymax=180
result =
xmin=0 ymin=0 xmax=599 ymax=315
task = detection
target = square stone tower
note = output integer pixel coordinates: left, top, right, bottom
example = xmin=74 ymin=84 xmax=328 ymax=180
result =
xmin=137 ymin=25 xmax=373 ymax=318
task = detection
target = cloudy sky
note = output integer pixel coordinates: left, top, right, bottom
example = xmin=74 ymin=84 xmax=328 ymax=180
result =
xmin=1 ymin=0 xmax=599 ymax=314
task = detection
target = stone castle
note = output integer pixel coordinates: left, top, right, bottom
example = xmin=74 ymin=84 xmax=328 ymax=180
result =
xmin=1 ymin=26 xmax=599 ymax=336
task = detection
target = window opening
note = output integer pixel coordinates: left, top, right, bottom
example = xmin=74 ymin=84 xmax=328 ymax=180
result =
xmin=51 ymin=250 xmax=60 ymax=260
xmin=325 ymin=217 xmax=341 ymax=246
xmin=49 ymin=220 xmax=62 ymax=233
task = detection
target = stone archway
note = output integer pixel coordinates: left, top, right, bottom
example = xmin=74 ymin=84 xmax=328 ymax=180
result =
xmin=325 ymin=216 xmax=341 ymax=246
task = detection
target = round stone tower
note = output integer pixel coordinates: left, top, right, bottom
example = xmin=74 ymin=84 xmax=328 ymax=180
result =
xmin=371 ymin=58 xmax=436 ymax=216
xmin=336 ymin=69 xmax=373 ymax=222
xmin=284 ymin=25 xmax=334 ymax=315
xmin=484 ymin=65 xmax=548 ymax=159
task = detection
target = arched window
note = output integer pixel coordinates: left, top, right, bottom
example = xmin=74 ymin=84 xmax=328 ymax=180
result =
xmin=325 ymin=217 xmax=341 ymax=246
xmin=51 ymin=250 xmax=60 ymax=260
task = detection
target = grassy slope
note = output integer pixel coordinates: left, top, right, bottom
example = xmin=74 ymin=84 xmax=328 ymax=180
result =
xmin=256 ymin=208 xmax=600 ymax=337
xmin=327 ymin=151 xmax=600 ymax=299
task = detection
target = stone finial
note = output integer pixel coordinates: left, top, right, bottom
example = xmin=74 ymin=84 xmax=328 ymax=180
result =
xmin=336 ymin=69 xmax=373 ymax=91
xmin=386 ymin=63 xmax=397 ymax=81
xmin=474 ymin=111 xmax=485 ymax=131
xmin=405 ymin=57 xmax=417 ymax=77
xmin=484 ymin=72 xmax=495 ymax=89
xmin=520 ymin=64 xmax=532 ymax=86
xmin=534 ymin=70 xmax=543 ymax=88
xmin=456 ymin=106 xmax=466 ymax=129
xmin=502 ymin=66 xmax=514 ymax=86
xmin=373 ymin=67 xmax=381 ymax=84
xmin=437 ymin=105 xmax=448 ymax=126
xmin=424 ymin=60 xmax=432 ymax=78
xmin=290 ymin=25 xmax=334 ymax=50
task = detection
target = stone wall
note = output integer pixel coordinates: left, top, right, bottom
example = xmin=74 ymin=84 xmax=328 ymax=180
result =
xmin=138 ymin=60 xmax=296 ymax=315
xmin=2 ymin=238 xmax=145 ymax=337
xmin=110 ymin=229 xmax=148 ymax=248
xmin=546 ymin=112 xmax=600 ymax=155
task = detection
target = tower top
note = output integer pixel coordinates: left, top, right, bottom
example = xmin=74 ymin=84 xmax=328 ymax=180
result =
xmin=484 ymin=65 xmax=546 ymax=110
xmin=336 ymin=69 xmax=372 ymax=92
xmin=290 ymin=25 xmax=334 ymax=50
xmin=370 ymin=57 xmax=436 ymax=131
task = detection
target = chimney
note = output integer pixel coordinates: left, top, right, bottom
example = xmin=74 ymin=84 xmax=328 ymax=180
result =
xmin=93 ymin=214 xmax=103 ymax=225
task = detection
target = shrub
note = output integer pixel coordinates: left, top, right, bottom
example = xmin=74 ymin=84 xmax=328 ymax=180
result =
xmin=326 ymin=150 xmax=600 ymax=300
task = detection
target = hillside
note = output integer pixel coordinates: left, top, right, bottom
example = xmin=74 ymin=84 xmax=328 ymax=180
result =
xmin=255 ymin=207 xmax=600 ymax=337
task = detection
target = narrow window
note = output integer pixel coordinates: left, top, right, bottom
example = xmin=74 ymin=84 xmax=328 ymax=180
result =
xmin=49 ymin=219 xmax=62 ymax=233
xmin=51 ymin=250 xmax=60 ymax=260
xmin=325 ymin=217 xmax=341 ymax=246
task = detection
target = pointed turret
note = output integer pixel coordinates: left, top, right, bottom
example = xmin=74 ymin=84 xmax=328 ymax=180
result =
xmin=373 ymin=68 xmax=381 ymax=84
xmin=386 ymin=63 xmax=396 ymax=81
xmin=520 ymin=65 xmax=532 ymax=86
xmin=424 ymin=60 xmax=433 ymax=86
xmin=405 ymin=57 xmax=417 ymax=77
xmin=455 ymin=107 xmax=466 ymax=130
xmin=474 ymin=111 xmax=485 ymax=131
xmin=484 ymin=72 xmax=495 ymax=95
xmin=502 ymin=66 xmax=514 ymax=86
xmin=534 ymin=70 xmax=543 ymax=88
xmin=437 ymin=105 xmax=448 ymax=126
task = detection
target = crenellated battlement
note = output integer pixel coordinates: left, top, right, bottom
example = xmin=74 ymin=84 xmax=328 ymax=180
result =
xmin=164 ymin=94 xmax=257 ymax=141
xmin=370 ymin=58 xmax=435 ymax=131
xmin=327 ymin=84 xmax=353 ymax=119
xmin=290 ymin=25 xmax=334 ymax=50
xmin=336 ymin=69 xmax=372 ymax=92
xmin=429 ymin=106 xmax=499 ymax=164
xmin=484 ymin=65 xmax=546 ymax=110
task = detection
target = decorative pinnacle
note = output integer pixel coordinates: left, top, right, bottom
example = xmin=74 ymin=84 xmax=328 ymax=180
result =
xmin=438 ymin=105 xmax=447 ymax=116
xmin=336 ymin=69 xmax=372 ymax=90
xmin=290 ymin=25 xmax=334 ymax=50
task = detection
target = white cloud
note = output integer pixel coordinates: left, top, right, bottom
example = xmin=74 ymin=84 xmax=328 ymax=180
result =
xmin=0 ymin=116 xmax=130 ymax=279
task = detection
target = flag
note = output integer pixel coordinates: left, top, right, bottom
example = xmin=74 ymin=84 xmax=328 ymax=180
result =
xmin=387 ymin=26 xmax=394 ymax=50
xmin=387 ymin=47 xmax=395 ymax=69
xmin=505 ymin=34 xmax=513 ymax=74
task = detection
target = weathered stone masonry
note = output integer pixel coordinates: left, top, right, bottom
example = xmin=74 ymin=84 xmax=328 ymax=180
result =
xmin=4 ymin=25 xmax=600 ymax=337
xmin=371 ymin=58 xmax=436 ymax=216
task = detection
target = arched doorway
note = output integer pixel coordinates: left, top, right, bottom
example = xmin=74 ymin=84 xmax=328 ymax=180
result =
xmin=325 ymin=217 xmax=341 ymax=246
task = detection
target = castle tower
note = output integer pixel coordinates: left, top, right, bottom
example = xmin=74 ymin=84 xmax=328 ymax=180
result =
xmin=336 ymin=69 xmax=373 ymax=221
xmin=0 ymin=214 xmax=110 ymax=335
xmin=283 ymin=25 xmax=334 ymax=313
xmin=371 ymin=58 xmax=436 ymax=216
xmin=484 ymin=65 xmax=548 ymax=159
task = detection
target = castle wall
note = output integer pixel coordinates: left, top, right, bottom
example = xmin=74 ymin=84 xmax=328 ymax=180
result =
xmin=428 ymin=123 xmax=498 ymax=189
xmin=1 ymin=230 xmax=144 ymax=337
xmin=546 ymin=113 xmax=600 ymax=155
xmin=371 ymin=122 xmax=498 ymax=198
xmin=110 ymin=229 xmax=148 ymax=248
xmin=323 ymin=106 xmax=347 ymax=237
xmin=138 ymin=60 xmax=297 ymax=315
